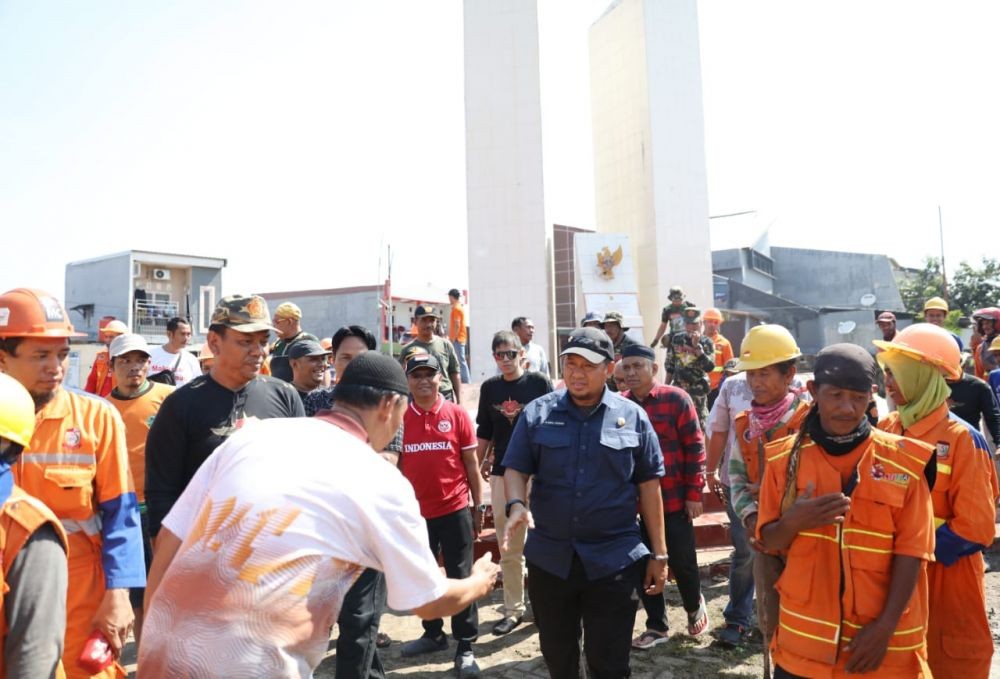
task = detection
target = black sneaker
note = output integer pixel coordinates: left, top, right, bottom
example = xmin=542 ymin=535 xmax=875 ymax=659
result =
xmin=401 ymin=634 xmax=448 ymax=657
xmin=715 ymin=623 xmax=751 ymax=648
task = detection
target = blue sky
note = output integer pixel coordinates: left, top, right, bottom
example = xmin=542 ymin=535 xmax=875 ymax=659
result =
xmin=1 ymin=1 xmax=997 ymax=301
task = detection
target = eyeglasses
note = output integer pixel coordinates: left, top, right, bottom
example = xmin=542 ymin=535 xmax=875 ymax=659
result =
xmin=494 ymin=350 xmax=519 ymax=360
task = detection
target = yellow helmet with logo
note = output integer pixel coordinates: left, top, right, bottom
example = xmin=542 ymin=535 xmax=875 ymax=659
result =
xmin=735 ymin=325 xmax=801 ymax=371
xmin=0 ymin=373 xmax=35 ymax=449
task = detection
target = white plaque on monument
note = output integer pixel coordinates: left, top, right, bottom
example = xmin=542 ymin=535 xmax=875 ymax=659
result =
xmin=574 ymin=233 xmax=644 ymax=339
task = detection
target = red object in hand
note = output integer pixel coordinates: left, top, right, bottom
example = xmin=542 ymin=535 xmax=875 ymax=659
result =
xmin=78 ymin=631 xmax=114 ymax=673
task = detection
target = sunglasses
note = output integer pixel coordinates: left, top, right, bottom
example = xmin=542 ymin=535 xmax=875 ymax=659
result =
xmin=494 ymin=350 xmax=519 ymax=361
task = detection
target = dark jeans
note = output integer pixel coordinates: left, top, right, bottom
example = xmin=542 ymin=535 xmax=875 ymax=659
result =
xmin=527 ymin=554 xmax=642 ymax=679
xmin=639 ymin=510 xmax=701 ymax=632
xmin=129 ymin=509 xmax=153 ymax=609
xmin=722 ymin=485 xmax=754 ymax=628
xmin=423 ymin=508 xmax=477 ymax=642
xmin=774 ymin=666 xmax=807 ymax=679
xmin=335 ymin=568 xmax=387 ymax=679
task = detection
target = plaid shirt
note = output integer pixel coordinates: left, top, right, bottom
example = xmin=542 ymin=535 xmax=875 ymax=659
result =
xmin=626 ymin=383 xmax=706 ymax=513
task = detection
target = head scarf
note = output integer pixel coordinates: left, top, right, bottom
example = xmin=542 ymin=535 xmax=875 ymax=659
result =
xmin=878 ymin=351 xmax=951 ymax=430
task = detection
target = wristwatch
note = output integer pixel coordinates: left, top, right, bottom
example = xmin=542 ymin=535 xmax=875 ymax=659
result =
xmin=651 ymin=554 xmax=668 ymax=562
xmin=505 ymin=498 xmax=526 ymax=517
xmin=476 ymin=503 xmax=488 ymax=513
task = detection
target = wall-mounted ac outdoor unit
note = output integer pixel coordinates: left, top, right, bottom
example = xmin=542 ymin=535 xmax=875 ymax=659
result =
xmin=152 ymin=268 xmax=171 ymax=281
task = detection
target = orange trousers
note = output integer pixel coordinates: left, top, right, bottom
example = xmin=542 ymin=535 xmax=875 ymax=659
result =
xmin=926 ymin=552 xmax=992 ymax=679
xmin=64 ymin=536 xmax=122 ymax=679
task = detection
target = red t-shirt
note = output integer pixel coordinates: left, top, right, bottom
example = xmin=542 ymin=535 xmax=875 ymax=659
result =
xmin=401 ymin=395 xmax=477 ymax=519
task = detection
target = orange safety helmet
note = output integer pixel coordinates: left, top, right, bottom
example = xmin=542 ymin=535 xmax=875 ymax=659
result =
xmin=702 ymin=308 xmax=723 ymax=322
xmin=0 ymin=288 xmax=86 ymax=339
xmin=872 ymin=322 xmax=962 ymax=380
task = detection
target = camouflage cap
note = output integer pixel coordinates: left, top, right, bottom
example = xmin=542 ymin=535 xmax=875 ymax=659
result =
xmin=211 ymin=295 xmax=275 ymax=333
xmin=601 ymin=311 xmax=628 ymax=330
xmin=682 ymin=307 xmax=702 ymax=324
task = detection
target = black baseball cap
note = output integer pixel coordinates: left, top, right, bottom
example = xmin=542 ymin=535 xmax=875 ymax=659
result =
xmin=414 ymin=304 xmax=440 ymax=319
xmin=560 ymin=327 xmax=614 ymax=364
xmin=405 ymin=353 xmax=441 ymax=374
xmin=287 ymin=339 xmax=331 ymax=359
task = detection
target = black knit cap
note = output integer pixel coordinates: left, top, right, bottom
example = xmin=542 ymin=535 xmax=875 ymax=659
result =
xmin=337 ymin=352 xmax=409 ymax=395
xmin=621 ymin=344 xmax=656 ymax=362
xmin=813 ymin=343 xmax=877 ymax=393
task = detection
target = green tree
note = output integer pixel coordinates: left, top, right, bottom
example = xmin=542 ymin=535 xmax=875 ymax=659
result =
xmin=898 ymin=257 xmax=945 ymax=315
xmin=950 ymin=257 xmax=1000 ymax=314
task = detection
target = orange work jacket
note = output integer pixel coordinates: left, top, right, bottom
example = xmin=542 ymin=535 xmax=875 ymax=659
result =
xmin=83 ymin=351 xmax=115 ymax=398
xmin=879 ymin=404 xmax=998 ymax=678
xmin=734 ymin=399 xmax=811 ymax=487
xmin=0 ymin=485 xmax=69 ymax=678
xmin=757 ymin=429 xmax=935 ymax=678
xmin=707 ymin=333 xmax=733 ymax=391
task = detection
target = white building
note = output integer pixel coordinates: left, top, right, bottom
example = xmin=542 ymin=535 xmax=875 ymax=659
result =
xmin=464 ymin=0 xmax=553 ymax=379
xmin=589 ymin=0 xmax=713 ymax=337
xmin=65 ymin=250 xmax=225 ymax=344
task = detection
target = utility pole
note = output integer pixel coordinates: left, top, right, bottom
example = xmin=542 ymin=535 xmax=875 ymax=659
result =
xmin=938 ymin=205 xmax=949 ymax=301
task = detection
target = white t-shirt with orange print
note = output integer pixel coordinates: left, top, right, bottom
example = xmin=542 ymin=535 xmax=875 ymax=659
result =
xmin=139 ymin=416 xmax=448 ymax=677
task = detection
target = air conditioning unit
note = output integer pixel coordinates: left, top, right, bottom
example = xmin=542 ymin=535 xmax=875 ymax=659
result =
xmin=152 ymin=268 xmax=171 ymax=281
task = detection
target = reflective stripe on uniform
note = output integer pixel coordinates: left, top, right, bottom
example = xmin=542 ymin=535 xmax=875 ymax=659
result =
xmin=61 ymin=515 xmax=102 ymax=536
xmin=937 ymin=463 xmax=952 ymax=475
xmin=21 ymin=452 xmax=97 ymax=465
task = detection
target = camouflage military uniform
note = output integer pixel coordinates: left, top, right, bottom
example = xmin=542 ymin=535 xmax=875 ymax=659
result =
xmin=665 ymin=331 xmax=715 ymax=428
xmin=661 ymin=301 xmax=695 ymax=341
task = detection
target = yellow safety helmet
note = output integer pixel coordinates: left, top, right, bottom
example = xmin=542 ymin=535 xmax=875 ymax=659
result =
xmin=0 ymin=373 xmax=35 ymax=449
xmin=988 ymin=336 xmax=1000 ymax=354
xmin=735 ymin=325 xmax=801 ymax=371
xmin=922 ymin=297 xmax=949 ymax=313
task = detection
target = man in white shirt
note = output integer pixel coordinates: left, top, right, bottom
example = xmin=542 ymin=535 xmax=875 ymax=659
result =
xmin=147 ymin=317 xmax=201 ymax=386
xmin=139 ymin=352 xmax=499 ymax=678
xmin=511 ymin=316 xmax=550 ymax=376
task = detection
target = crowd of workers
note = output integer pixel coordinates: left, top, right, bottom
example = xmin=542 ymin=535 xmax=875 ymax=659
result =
xmin=0 ymin=283 xmax=999 ymax=679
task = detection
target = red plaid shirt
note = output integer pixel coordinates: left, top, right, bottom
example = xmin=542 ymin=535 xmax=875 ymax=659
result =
xmin=625 ymin=383 xmax=706 ymax=513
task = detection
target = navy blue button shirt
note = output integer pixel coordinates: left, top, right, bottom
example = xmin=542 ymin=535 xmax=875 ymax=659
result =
xmin=503 ymin=387 xmax=665 ymax=580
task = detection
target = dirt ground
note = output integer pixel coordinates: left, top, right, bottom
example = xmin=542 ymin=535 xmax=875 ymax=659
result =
xmin=306 ymin=549 xmax=1000 ymax=678
xmin=122 ymin=549 xmax=1000 ymax=677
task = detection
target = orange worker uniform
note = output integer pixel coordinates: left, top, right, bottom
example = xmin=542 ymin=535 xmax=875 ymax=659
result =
xmin=16 ymin=388 xmax=145 ymax=679
xmin=879 ymin=403 xmax=998 ymax=678
xmin=448 ymin=302 xmax=468 ymax=344
xmin=733 ymin=399 xmax=811 ymax=490
xmin=757 ymin=428 xmax=935 ymax=678
xmin=708 ymin=333 xmax=733 ymax=391
xmin=84 ymin=351 xmax=116 ymax=398
xmin=107 ymin=382 xmax=174 ymax=505
xmin=0 ymin=485 xmax=70 ymax=678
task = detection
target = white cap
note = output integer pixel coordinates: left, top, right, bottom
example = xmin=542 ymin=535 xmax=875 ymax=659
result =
xmin=109 ymin=334 xmax=151 ymax=359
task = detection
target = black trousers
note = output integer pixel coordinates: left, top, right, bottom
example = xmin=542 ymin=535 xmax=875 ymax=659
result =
xmin=774 ymin=666 xmax=807 ymax=679
xmin=423 ymin=508 xmax=478 ymax=642
xmin=639 ymin=510 xmax=702 ymax=632
xmin=335 ymin=568 xmax=386 ymax=679
xmin=527 ymin=554 xmax=642 ymax=679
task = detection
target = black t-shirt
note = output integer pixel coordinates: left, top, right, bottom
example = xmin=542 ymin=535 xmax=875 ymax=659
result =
xmin=949 ymin=373 xmax=1000 ymax=446
xmin=476 ymin=371 xmax=553 ymax=476
xmin=145 ymin=373 xmax=305 ymax=536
